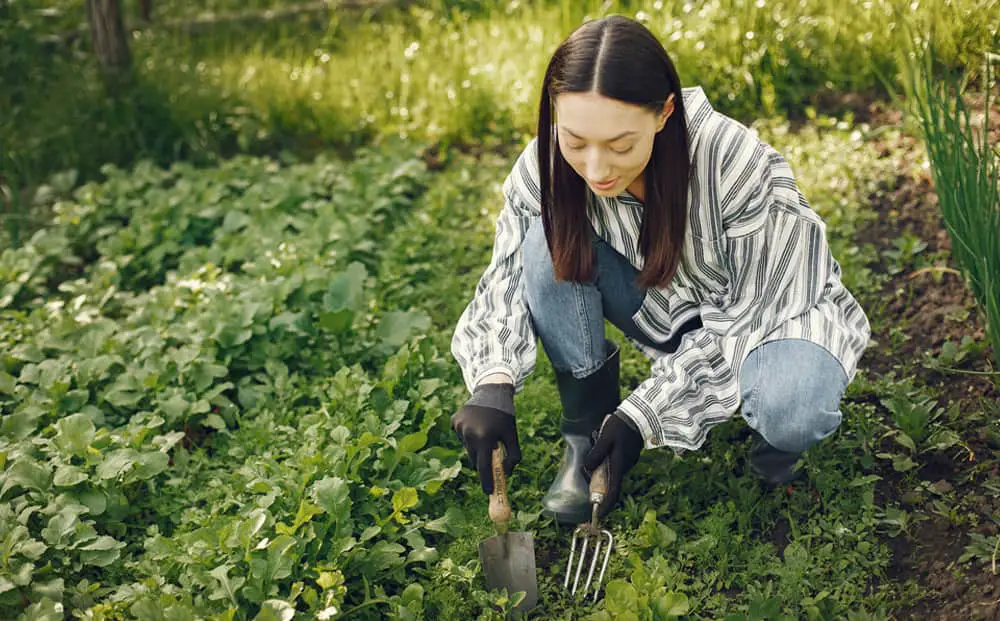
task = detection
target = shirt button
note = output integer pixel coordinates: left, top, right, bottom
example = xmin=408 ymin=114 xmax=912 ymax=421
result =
xmin=649 ymin=436 xmax=661 ymax=447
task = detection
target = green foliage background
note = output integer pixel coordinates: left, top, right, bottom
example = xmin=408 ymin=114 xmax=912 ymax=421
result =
xmin=0 ymin=0 xmax=998 ymax=619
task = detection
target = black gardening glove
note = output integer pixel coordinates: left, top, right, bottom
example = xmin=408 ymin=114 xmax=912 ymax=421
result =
xmin=450 ymin=383 xmax=521 ymax=495
xmin=583 ymin=412 xmax=643 ymax=518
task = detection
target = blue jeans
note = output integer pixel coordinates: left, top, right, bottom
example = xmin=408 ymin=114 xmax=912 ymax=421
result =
xmin=521 ymin=218 xmax=848 ymax=453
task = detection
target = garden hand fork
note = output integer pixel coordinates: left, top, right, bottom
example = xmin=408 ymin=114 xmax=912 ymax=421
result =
xmin=563 ymin=457 xmax=613 ymax=602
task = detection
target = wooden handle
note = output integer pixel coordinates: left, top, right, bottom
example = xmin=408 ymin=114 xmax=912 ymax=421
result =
xmin=488 ymin=444 xmax=511 ymax=529
xmin=589 ymin=458 xmax=610 ymax=504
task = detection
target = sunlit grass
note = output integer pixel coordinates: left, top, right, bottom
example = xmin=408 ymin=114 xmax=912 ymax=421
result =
xmin=139 ymin=0 xmax=999 ymax=147
xmin=141 ymin=2 xmax=564 ymax=148
xmin=4 ymin=0 xmax=998 ymax=191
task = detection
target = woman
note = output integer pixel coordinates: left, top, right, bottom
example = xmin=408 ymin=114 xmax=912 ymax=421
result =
xmin=449 ymin=15 xmax=870 ymax=524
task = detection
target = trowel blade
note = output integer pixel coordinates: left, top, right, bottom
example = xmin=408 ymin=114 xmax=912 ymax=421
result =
xmin=478 ymin=531 xmax=538 ymax=613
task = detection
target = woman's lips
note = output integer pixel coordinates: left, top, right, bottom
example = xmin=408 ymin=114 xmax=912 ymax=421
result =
xmin=592 ymin=177 xmax=619 ymax=190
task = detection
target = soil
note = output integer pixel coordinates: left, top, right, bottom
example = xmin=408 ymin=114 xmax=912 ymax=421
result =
xmin=848 ymin=92 xmax=1000 ymax=620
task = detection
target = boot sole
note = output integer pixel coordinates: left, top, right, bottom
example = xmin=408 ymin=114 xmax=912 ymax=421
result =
xmin=541 ymin=502 xmax=591 ymax=526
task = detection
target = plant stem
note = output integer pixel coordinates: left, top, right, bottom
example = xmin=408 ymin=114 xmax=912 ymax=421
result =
xmin=921 ymin=364 xmax=1000 ymax=377
xmin=341 ymin=597 xmax=392 ymax=618
xmin=907 ymin=266 xmax=962 ymax=279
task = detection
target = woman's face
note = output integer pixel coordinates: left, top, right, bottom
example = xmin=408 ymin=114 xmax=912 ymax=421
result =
xmin=554 ymin=91 xmax=673 ymax=199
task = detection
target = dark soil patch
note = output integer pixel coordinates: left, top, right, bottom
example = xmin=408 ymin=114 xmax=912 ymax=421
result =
xmin=805 ymin=87 xmax=894 ymax=126
xmin=856 ymin=128 xmax=997 ymax=405
xmin=853 ymin=92 xmax=1000 ymax=620
xmin=888 ymin=517 xmax=1000 ymax=621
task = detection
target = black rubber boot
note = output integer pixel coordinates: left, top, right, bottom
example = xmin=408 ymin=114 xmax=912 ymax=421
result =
xmin=748 ymin=430 xmax=804 ymax=486
xmin=542 ymin=341 xmax=621 ymax=524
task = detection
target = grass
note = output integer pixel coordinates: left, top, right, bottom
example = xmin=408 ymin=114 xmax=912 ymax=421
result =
xmin=3 ymin=0 xmax=999 ymax=209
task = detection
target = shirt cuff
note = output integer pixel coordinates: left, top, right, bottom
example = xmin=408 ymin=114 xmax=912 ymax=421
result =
xmin=472 ymin=366 xmax=515 ymax=391
xmin=616 ymin=397 xmax=663 ymax=450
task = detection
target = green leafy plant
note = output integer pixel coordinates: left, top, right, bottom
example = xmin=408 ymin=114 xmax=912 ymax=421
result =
xmin=924 ymin=335 xmax=993 ymax=373
xmin=959 ymin=531 xmax=1000 ymax=573
xmin=883 ymin=232 xmax=928 ymax=276
xmin=900 ymin=43 xmax=1000 ymax=369
xmin=578 ymin=553 xmax=691 ymax=621
xmin=0 ymin=142 xmax=450 ymax=618
xmin=876 ymin=384 xmax=972 ymax=472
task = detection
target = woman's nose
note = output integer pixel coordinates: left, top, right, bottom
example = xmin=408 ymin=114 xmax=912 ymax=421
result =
xmin=585 ymin=151 xmax=612 ymax=181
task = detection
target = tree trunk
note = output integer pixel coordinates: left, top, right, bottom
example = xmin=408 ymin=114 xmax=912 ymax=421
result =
xmin=86 ymin=0 xmax=130 ymax=74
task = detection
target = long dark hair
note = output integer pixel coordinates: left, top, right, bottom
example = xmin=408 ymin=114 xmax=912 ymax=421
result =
xmin=537 ymin=15 xmax=689 ymax=288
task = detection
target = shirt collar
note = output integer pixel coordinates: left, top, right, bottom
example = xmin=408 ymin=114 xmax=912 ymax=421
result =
xmin=681 ymin=86 xmax=714 ymax=156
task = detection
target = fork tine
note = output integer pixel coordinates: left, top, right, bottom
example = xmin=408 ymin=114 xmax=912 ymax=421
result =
xmin=584 ymin=534 xmax=602 ymax=597
xmin=591 ymin=530 xmax=613 ymax=602
xmin=571 ymin=533 xmax=589 ymax=596
xmin=565 ymin=458 xmax=615 ymax=603
xmin=565 ymin=521 xmax=615 ymax=602
xmin=563 ymin=529 xmax=579 ymax=590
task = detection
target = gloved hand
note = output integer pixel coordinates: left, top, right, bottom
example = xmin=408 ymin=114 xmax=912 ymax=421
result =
xmin=583 ymin=412 xmax=643 ymax=517
xmin=450 ymin=383 xmax=520 ymax=495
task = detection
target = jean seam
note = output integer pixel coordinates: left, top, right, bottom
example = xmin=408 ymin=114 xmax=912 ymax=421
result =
xmin=747 ymin=349 xmax=764 ymax=425
xmin=572 ymin=282 xmax=601 ymax=379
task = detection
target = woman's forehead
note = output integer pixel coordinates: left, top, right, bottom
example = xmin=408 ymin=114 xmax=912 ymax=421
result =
xmin=554 ymin=92 xmax=652 ymax=139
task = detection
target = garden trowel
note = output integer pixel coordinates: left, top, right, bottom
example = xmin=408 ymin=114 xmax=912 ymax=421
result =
xmin=478 ymin=444 xmax=538 ymax=615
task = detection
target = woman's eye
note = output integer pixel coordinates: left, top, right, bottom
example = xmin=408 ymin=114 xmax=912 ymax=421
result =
xmin=561 ymin=140 xmax=630 ymax=154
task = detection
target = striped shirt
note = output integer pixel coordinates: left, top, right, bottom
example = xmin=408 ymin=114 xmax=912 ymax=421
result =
xmin=451 ymin=86 xmax=871 ymax=452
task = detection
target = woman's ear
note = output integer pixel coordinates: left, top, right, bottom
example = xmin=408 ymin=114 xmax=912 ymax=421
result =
xmin=656 ymin=94 xmax=675 ymax=132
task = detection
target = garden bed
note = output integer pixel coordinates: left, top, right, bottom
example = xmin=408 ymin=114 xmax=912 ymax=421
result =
xmin=855 ymin=95 xmax=1000 ymax=620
